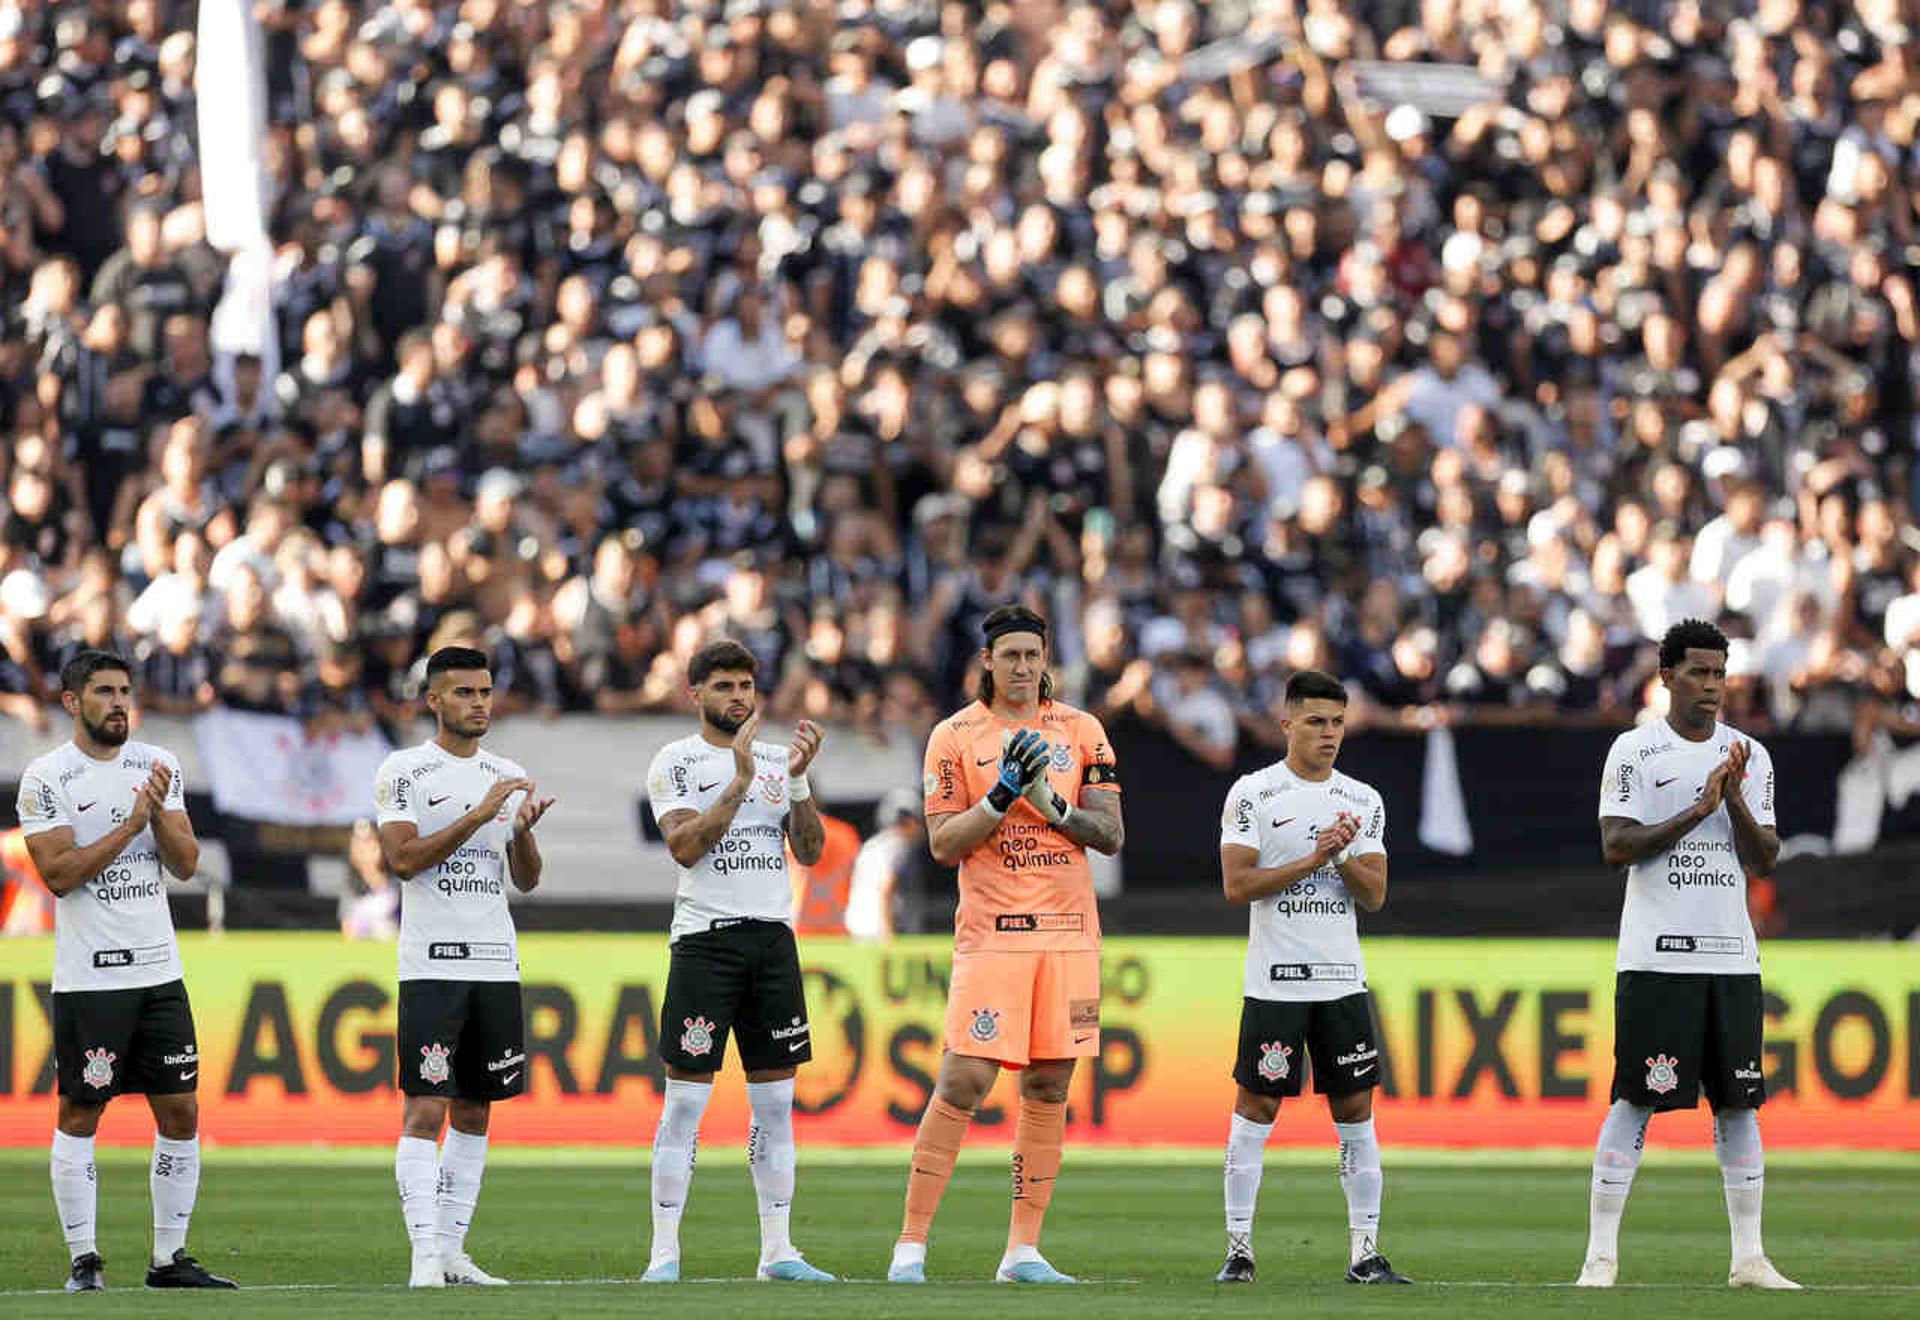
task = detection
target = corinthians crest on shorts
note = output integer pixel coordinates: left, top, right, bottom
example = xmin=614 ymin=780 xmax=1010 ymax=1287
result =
xmin=969 ymin=1007 xmax=1001 ymax=1043
xmin=1257 ymin=1040 xmax=1293 ymax=1082
xmin=681 ymin=1015 xmax=716 ymax=1057
xmin=419 ymin=1042 xmax=451 ymax=1084
xmin=1644 ymin=1052 xmax=1680 ymax=1095
xmin=82 ymin=1046 xmax=116 ymax=1089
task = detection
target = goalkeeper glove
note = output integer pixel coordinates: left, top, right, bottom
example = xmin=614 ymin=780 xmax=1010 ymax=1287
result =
xmin=1022 ymin=762 xmax=1071 ymax=826
xmin=985 ymin=729 xmax=1051 ymax=816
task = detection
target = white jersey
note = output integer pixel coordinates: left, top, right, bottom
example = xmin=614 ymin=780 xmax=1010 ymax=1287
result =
xmin=1220 ymin=760 xmax=1387 ymax=1002
xmin=1598 ymin=719 xmax=1774 ymax=975
xmin=14 ymin=740 xmax=186 ymax=993
xmin=646 ymin=734 xmax=794 ymax=942
xmin=373 ymin=740 xmax=527 ymax=983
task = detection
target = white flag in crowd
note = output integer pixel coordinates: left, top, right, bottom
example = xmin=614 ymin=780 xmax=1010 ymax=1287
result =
xmin=192 ymin=709 xmax=392 ymax=827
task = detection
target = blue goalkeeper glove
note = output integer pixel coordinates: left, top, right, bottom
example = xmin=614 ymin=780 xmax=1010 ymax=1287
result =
xmin=986 ymin=729 xmax=1051 ymax=816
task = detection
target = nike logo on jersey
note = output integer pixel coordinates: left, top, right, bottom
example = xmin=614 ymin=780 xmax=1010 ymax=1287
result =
xmin=787 ymin=1041 xmax=806 ymax=1052
xmin=500 ymin=1071 xmax=521 ymax=1086
xmin=1073 ymin=1032 xmax=1094 ymax=1044
xmin=428 ymin=795 xmax=451 ymax=806
xmin=1654 ymin=777 xmax=1677 ymax=788
xmin=1271 ymin=817 xmax=1295 ymax=829
xmin=698 ymin=781 xmax=720 ymax=792
xmin=178 ymin=1069 xmax=197 ymax=1081
xmin=1352 ymin=1063 xmax=1376 ymax=1077
xmin=976 ymin=756 xmax=997 ymax=766
xmin=76 ymin=801 xmax=96 ymax=813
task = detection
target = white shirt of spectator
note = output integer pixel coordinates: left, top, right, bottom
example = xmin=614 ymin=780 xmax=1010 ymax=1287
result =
xmin=1598 ymin=720 xmax=1773 ymax=975
xmin=374 ymin=741 xmax=526 ymax=982
xmin=1154 ymin=672 xmax=1239 ymax=760
xmin=1689 ymin=515 xmax=1762 ymax=591
xmin=1220 ymin=761 xmax=1387 ymax=1003
xmin=1884 ymin=589 xmax=1920 ymax=699
xmin=698 ymin=315 xmax=798 ymax=394
xmin=14 ymin=740 xmax=186 ymax=993
xmin=1625 ymin=563 xmax=1717 ymax=641
xmin=646 ymin=735 xmax=794 ymax=942
xmin=1401 ymin=362 xmax=1503 ymax=448
xmin=127 ymin=572 xmax=214 ymax=639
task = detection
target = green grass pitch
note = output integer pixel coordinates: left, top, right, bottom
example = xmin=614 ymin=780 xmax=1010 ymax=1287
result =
xmin=1 ymin=1147 xmax=1916 ymax=1317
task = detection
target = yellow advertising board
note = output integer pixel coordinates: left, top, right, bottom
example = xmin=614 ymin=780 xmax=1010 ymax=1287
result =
xmin=0 ymin=936 xmax=1913 ymax=1146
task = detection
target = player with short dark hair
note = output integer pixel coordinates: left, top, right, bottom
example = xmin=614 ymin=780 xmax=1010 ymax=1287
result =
xmin=887 ymin=604 xmax=1124 ymax=1284
xmin=1213 ymin=670 xmax=1409 ymax=1286
xmin=17 ymin=650 xmax=235 ymax=1291
xmin=374 ymin=646 xmax=553 ymax=1287
xmin=1578 ymin=619 xmax=1798 ymax=1290
xmin=641 ymin=638 xmax=834 ymax=1283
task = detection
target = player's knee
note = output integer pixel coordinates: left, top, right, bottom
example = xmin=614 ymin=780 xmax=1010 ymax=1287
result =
xmin=1329 ymin=1090 xmax=1373 ymax=1124
xmin=449 ymin=1098 xmax=491 ymax=1135
xmin=1018 ymin=1068 xmax=1072 ymax=1105
xmin=58 ymin=1098 xmax=105 ymax=1138
xmin=1234 ymin=1090 xmax=1280 ymax=1124
xmin=933 ymin=1055 xmax=996 ymax=1109
xmin=148 ymin=1092 xmax=197 ymax=1139
xmin=402 ymin=1095 xmax=449 ymax=1138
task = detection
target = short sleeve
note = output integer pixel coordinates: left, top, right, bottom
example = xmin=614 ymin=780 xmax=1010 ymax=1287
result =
xmin=14 ymin=771 xmax=71 ymax=838
xmin=922 ymin=723 xmax=969 ymax=816
xmin=1599 ymin=735 xmax=1646 ymax=822
xmin=1745 ymin=740 xmax=1776 ymax=829
xmin=1348 ymin=789 xmax=1387 ymax=858
xmin=374 ymin=755 xmax=416 ymax=826
xmin=1078 ymin=713 xmax=1120 ymax=792
xmin=1220 ymin=777 xmax=1259 ymax=850
xmin=646 ymin=747 xmax=698 ymax=823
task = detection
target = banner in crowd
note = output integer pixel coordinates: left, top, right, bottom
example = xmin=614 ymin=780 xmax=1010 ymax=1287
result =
xmin=1 ymin=937 xmax=1913 ymax=1148
xmin=189 ymin=710 xmax=392 ymax=828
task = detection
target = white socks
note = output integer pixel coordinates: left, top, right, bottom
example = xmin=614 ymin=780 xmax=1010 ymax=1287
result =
xmin=395 ymin=1135 xmax=440 ymax=1253
xmin=1223 ymin=1112 xmax=1273 ymax=1257
xmin=1334 ymin=1118 xmax=1383 ymax=1266
xmin=650 ymin=1078 xmax=712 ymax=1266
xmin=51 ymin=1130 xmax=97 ymax=1261
xmin=437 ymin=1129 xmax=488 ymax=1261
xmin=1586 ymin=1100 xmax=1652 ymax=1262
xmin=150 ymin=1135 xmax=200 ymax=1265
xmin=1714 ymin=1109 xmax=1766 ymax=1263
xmin=746 ymin=1078 xmax=798 ymax=1264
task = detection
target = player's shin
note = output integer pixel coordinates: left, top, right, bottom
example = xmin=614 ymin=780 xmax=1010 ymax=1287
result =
xmin=1714 ymin=1109 xmax=1765 ymax=1264
xmin=899 ymin=1097 xmax=974 ymax=1248
xmin=1224 ymin=1112 xmax=1273 ymax=1259
xmin=1586 ymin=1100 xmax=1652 ymax=1265
xmin=51 ymin=1130 xmax=98 ymax=1261
xmin=1004 ymin=1097 xmax=1066 ymax=1259
xmin=1333 ymin=1118 xmax=1383 ymax=1266
xmin=395 ymin=1135 xmax=441 ymax=1253
xmin=650 ymin=1078 xmax=711 ymax=1267
xmin=746 ymin=1079 xmax=798 ymax=1265
xmin=150 ymin=1135 xmax=200 ymax=1265
xmin=436 ymin=1128 xmax=488 ymax=1260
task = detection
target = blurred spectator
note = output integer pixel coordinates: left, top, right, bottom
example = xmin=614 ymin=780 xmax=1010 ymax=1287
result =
xmin=340 ymin=818 xmax=399 ymax=940
xmin=0 ymin=0 xmax=1912 ymax=766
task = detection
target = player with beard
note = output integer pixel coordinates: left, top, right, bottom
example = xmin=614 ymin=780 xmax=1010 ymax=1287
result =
xmin=641 ymin=639 xmax=832 ymax=1283
xmin=374 ymin=646 xmax=554 ymax=1287
xmin=1578 ymin=619 xmax=1798 ymax=1289
xmin=16 ymin=650 xmax=235 ymax=1291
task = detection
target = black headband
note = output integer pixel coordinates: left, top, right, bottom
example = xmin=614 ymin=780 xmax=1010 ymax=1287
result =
xmin=983 ymin=614 xmax=1047 ymax=647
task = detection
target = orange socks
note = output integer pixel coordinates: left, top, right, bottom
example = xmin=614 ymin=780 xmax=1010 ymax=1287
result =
xmin=1007 ymin=1097 xmax=1066 ymax=1250
xmin=899 ymin=1097 xmax=974 ymax=1244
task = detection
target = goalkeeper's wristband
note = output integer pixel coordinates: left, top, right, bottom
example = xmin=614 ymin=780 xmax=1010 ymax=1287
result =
xmin=1041 ymin=790 xmax=1071 ymax=825
xmin=788 ymin=775 xmax=811 ymax=802
xmin=984 ymin=782 xmax=1019 ymax=817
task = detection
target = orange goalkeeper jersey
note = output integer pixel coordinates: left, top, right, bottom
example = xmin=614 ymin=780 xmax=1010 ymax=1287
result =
xmin=921 ymin=700 xmax=1121 ymax=953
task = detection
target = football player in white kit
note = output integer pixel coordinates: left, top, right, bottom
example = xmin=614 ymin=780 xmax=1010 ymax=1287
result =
xmin=640 ymin=638 xmax=833 ymax=1283
xmin=16 ymin=650 xmax=235 ymax=1291
xmin=374 ymin=646 xmax=554 ymax=1288
xmin=1578 ymin=620 xmax=1799 ymax=1290
xmin=1214 ymin=669 xmax=1409 ymax=1287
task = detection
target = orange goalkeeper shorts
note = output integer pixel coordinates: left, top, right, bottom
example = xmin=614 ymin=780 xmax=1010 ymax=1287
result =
xmin=945 ymin=949 xmax=1101 ymax=1068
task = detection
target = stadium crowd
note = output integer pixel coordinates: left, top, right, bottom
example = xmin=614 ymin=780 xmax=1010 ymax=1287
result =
xmin=2 ymin=0 xmax=1920 ymax=766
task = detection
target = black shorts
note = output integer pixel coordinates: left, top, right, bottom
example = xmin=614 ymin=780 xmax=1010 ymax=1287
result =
xmin=1611 ymin=971 xmax=1766 ymax=1111
xmin=397 ymin=980 xmax=527 ymax=1100
xmin=661 ymin=919 xmax=811 ymax=1073
xmin=1233 ymin=992 xmax=1381 ymax=1099
xmin=54 ymin=980 xmax=199 ymax=1101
